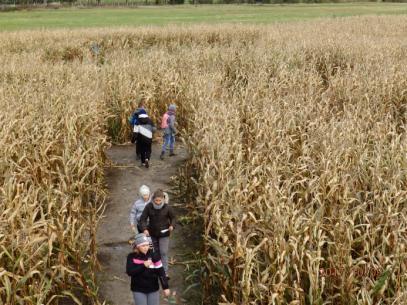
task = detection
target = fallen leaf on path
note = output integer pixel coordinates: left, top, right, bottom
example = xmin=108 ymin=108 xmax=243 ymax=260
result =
xmin=113 ymin=276 xmax=126 ymax=282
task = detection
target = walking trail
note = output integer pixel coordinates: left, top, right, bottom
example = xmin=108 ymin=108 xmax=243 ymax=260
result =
xmin=96 ymin=143 xmax=195 ymax=305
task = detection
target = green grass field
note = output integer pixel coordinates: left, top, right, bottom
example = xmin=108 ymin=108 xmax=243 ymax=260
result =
xmin=0 ymin=3 xmax=406 ymax=31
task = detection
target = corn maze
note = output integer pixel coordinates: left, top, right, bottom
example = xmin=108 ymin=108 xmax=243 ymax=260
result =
xmin=0 ymin=16 xmax=406 ymax=304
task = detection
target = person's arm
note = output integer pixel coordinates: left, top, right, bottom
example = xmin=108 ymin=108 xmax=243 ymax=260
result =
xmin=168 ymin=206 xmax=176 ymax=231
xmin=152 ymin=253 xmax=169 ymax=290
xmin=158 ymin=270 xmax=169 ymax=291
xmin=131 ymin=133 xmax=137 ymax=144
xmin=139 ymin=204 xmax=150 ymax=233
xmin=129 ymin=112 xmax=136 ymax=125
xmin=129 ymin=202 xmax=138 ymax=232
xmin=126 ymin=254 xmax=145 ymax=276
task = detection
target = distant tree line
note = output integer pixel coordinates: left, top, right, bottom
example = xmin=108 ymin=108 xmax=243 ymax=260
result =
xmin=1 ymin=0 xmax=405 ymax=6
xmin=188 ymin=0 xmax=405 ymax=3
xmin=0 ymin=0 xmax=75 ymax=4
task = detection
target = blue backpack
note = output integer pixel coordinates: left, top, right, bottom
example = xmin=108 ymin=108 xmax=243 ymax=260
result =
xmin=129 ymin=108 xmax=147 ymax=126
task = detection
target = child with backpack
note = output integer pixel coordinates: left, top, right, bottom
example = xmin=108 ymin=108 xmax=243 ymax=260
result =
xmin=132 ymin=113 xmax=156 ymax=168
xmin=140 ymin=189 xmax=176 ymax=277
xmin=160 ymin=104 xmax=177 ymax=160
xmin=126 ymin=233 xmax=170 ymax=305
xmin=129 ymin=101 xmax=147 ymax=160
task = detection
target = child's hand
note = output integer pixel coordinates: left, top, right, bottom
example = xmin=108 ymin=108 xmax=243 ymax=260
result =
xmin=163 ymin=289 xmax=171 ymax=297
xmin=143 ymin=229 xmax=150 ymax=236
xmin=168 ymin=226 xmax=174 ymax=232
xmin=144 ymin=260 xmax=152 ymax=268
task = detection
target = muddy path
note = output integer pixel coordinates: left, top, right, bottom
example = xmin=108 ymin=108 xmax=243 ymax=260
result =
xmin=96 ymin=143 xmax=199 ymax=305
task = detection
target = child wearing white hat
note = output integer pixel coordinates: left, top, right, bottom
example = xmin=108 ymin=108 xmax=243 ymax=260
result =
xmin=130 ymin=185 xmax=151 ymax=234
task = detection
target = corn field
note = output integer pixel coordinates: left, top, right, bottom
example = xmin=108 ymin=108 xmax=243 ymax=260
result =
xmin=0 ymin=16 xmax=406 ymax=304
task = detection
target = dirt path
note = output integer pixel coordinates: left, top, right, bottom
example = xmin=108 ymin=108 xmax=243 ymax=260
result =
xmin=96 ymin=143 xmax=194 ymax=305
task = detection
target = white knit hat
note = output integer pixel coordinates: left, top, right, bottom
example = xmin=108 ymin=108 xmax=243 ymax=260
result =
xmin=139 ymin=185 xmax=150 ymax=196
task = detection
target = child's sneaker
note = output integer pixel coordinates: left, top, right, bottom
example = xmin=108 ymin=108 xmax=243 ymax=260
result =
xmin=169 ymin=151 xmax=176 ymax=157
xmin=145 ymin=159 xmax=149 ymax=168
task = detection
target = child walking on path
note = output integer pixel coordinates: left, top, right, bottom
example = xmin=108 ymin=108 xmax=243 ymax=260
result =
xmin=129 ymin=102 xmax=147 ymax=127
xmin=126 ymin=233 xmax=170 ymax=305
xmin=130 ymin=185 xmax=151 ymax=234
xmin=140 ymin=189 xmax=176 ymax=277
xmin=132 ymin=113 xmax=156 ymax=168
xmin=160 ymin=104 xmax=177 ymax=160
xmin=129 ymin=102 xmax=147 ymax=160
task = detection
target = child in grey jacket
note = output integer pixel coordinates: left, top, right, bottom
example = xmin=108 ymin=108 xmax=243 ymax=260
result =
xmin=160 ymin=104 xmax=177 ymax=160
xmin=130 ymin=185 xmax=151 ymax=234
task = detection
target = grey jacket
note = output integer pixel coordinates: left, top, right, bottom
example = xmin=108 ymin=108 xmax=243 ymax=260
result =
xmin=130 ymin=198 xmax=150 ymax=230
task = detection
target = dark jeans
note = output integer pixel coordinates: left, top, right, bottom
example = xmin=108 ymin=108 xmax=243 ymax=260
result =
xmin=136 ymin=140 xmax=141 ymax=157
xmin=140 ymin=142 xmax=152 ymax=164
